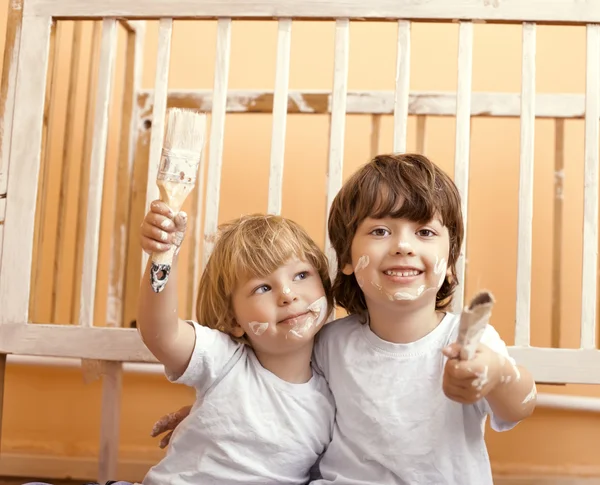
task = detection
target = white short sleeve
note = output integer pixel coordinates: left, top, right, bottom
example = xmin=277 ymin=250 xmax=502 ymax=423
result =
xmin=166 ymin=321 xmax=243 ymax=395
xmin=477 ymin=324 xmax=519 ymax=432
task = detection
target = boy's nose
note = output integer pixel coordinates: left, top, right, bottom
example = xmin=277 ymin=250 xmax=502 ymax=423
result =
xmin=279 ymin=287 xmax=298 ymax=305
xmin=394 ymin=241 xmax=415 ymax=256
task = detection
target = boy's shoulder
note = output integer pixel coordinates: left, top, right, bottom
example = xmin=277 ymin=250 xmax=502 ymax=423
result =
xmin=318 ymin=313 xmax=364 ymax=338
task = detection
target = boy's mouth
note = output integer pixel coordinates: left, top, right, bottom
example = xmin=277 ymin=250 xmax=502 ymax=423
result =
xmin=383 ymin=269 xmax=422 ymax=277
xmin=278 ymin=311 xmax=309 ymax=325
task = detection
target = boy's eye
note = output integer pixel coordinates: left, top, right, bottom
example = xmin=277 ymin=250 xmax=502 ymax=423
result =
xmin=417 ymin=229 xmax=435 ymax=237
xmin=253 ymin=284 xmax=270 ymax=295
xmin=370 ymin=228 xmax=390 ymax=237
xmin=294 ymin=270 xmax=310 ymax=281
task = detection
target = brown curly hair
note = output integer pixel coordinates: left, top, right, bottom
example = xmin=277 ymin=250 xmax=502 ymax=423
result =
xmin=328 ymin=153 xmax=464 ymax=319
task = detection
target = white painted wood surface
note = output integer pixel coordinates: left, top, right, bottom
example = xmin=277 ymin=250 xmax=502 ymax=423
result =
xmin=267 ymin=18 xmax=292 ymax=215
xmin=514 ymin=23 xmax=536 ymax=347
xmin=203 ymin=18 xmax=232 ymax=268
xmin=98 ymin=361 xmax=122 ymax=483
xmin=0 ymin=0 xmax=22 ymax=277
xmin=142 ymin=17 xmax=172 ymax=272
xmin=0 ymin=15 xmax=52 ymax=325
xmin=393 ymin=20 xmax=410 ymax=153
xmin=25 ymin=0 xmax=600 ymax=24
xmin=324 ymin=18 xmax=349 ymax=279
xmin=107 ymin=21 xmax=146 ymax=328
xmin=137 ymin=88 xmax=600 ymax=118
xmin=79 ymin=18 xmax=117 ymax=328
xmin=580 ymin=24 xmax=600 ymax=350
xmin=452 ymin=21 xmax=473 ymax=313
xmin=0 ymin=323 xmax=156 ymax=361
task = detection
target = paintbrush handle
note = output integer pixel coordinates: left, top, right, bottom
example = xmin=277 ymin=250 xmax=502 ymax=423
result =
xmin=149 ymin=173 xmax=196 ymax=293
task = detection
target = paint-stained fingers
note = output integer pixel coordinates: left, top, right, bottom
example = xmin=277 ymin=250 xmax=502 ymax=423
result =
xmin=159 ymin=430 xmax=173 ymax=449
xmin=150 ymin=199 xmax=174 ymax=218
xmin=446 ymin=360 xmax=479 ymax=381
xmin=140 ymin=225 xmax=172 ymax=253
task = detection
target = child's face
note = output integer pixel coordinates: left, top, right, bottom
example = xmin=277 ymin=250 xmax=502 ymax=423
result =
xmin=343 ymin=216 xmax=450 ymax=308
xmin=230 ymin=258 xmax=328 ymax=352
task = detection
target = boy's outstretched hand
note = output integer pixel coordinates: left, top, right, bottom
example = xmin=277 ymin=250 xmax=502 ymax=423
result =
xmin=140 ymin=200 xmax=188 ymax=255
xmin=151 ymin=405 xmax=193 ymax=449
xmin=442 ymin=343 xmax=502 ymax=404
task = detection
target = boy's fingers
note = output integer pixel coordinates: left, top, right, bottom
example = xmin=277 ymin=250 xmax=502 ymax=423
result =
xmin=174 ymin=211 xmax=188 ymax=231
xmin=442 ymin=343 xmax=462 ymax=359
xmin=159 ymin=430 xmax=173 ymax=449
xmin=150 ymin=200 xmax=174 ymax=217
xmin=447 ymin=361 xmax=478 ymax=381
xmin=141 ymin=223 xmax=171 ymax=244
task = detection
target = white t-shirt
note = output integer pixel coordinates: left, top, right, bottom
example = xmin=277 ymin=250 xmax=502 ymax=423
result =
xmin=143 ymin=321 xmax=335 ymax=485
xmin=311 ymin=312 xmax=518 ymax=485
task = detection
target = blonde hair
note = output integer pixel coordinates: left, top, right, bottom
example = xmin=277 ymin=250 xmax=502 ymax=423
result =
xmin=328 ymin=153 xmax=464 ymax=318
xmin=196 ymin=214 xmax=333 ymax=344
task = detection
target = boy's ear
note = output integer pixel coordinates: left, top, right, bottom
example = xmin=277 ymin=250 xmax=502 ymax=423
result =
xmin=230 ymin=322 xmax=245 ymax=338
xmin=342 ymin=262 xmax=354 ymax=275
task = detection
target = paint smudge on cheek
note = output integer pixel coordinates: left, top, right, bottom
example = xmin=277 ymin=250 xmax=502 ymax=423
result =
xmin=308 ymin=296 xmax=328 ymax=328
xmin=249 ymin=321 xmax=269 ymax=336
xmin=354 ymin=255 xmax=369 ymax=288
xmin=433 ymin=256 xmax=447 ymax=289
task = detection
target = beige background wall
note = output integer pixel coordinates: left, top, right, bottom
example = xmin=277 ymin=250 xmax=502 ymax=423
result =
xmin=2 ymin=3 xmax=600 ymax=479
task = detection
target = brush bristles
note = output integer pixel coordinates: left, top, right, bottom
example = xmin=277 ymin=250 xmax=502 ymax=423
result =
xmin=163 ymin=108 xmax=207 ymax=155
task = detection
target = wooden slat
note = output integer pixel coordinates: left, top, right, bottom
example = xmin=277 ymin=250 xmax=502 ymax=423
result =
xmin=202 ymin=18 xmax=232 ymax=268
xmin=0 ymin=323 xmax=156 ymax=362
xmin=552 ymin=119 xmax=565 ymax=348
xmin=0 ymin=353 xmax=5 ymax=453
xmin=581 ymin=24 xmax=600 ymax=350
xmin=79 ymin=18 xmax=118 ymax=328
xmin=393 ymin=20 xmax=410 ymax=153
xmin=26 ymin=0 xmax=600 ymax=25
xmin=52 ymin=22 xmax=82 ymax=323
xmin=98 ymin=361 xmax=122 ymax=483
xmin=369 ymin=114 xmax=381 ymax=158
xmin=452 ymin=21 xmax=473 ymax=312
xmin=107 ymin=21 xmax=146 ymax=328
xmin=123 ymin=121 xmax=151 ymax=328
xmin=514 ymin=22 xmax=536 ymax=347
xmin=0 ymin=15 xmax=52 ymax=325
xmin=72 ymin=21 xmax=102 ymax=323
xmin=29 ymin=20 xmax=59 ymax=323
xmin=142 ymin=17 xmax=173 ymax=272
xmin=415 ymin=115 xmax=427 ymax=153
xmin=267 ymin=18 xmax=292 ymax=215
xmin=0 ymin=0 xmax=23 ymax=271
xmin=508 ymin=347 xmax=600 ymax=384
xmin=187 ymin=143 xmax=207 ymax=320
xmin=324 ymin=18 xmax=349 ymax=279
xmin=137 ymin=89 xmax=600 ymax=118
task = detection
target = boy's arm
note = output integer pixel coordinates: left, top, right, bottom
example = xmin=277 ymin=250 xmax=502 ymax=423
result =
xmin=137 ymin=255 xmax=195 ymax=378
xmin=485 ymin=362 xmax=536 ymax=423
xmin=137 ymin=203 xmax=195 ymax=378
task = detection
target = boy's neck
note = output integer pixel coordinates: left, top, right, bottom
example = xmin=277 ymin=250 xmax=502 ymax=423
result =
xmin=253 ymin=341 xmax=314 ymax=383
xmin=366 ymin=298 xmax=445 ymax=344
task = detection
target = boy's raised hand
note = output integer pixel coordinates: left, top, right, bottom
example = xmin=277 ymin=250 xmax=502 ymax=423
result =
xmin=441 ymin=342 xmax=503 ymax=405
xmin=140 ymin=200 xmax=188 ymax=255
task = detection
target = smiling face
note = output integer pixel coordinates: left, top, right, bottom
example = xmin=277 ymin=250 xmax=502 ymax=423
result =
xmin=343 ymin=215 xmax=450 ymax=311
xmin=230 ymin=258 xmax=329 ymax=354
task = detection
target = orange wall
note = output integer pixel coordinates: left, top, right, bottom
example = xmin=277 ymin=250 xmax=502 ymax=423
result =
xmin=2 ymin=5 xmax=600 ymax=479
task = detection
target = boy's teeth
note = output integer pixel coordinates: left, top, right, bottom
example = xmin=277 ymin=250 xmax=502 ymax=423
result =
xmin=385 ymin=270 xmax=420 ymax=277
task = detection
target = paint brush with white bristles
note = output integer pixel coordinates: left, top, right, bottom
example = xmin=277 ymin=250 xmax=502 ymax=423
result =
xmin=455 ymin=290 xmax=495 ymax=360
xmin=150 ymin=108 xmax=207 ymax=293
